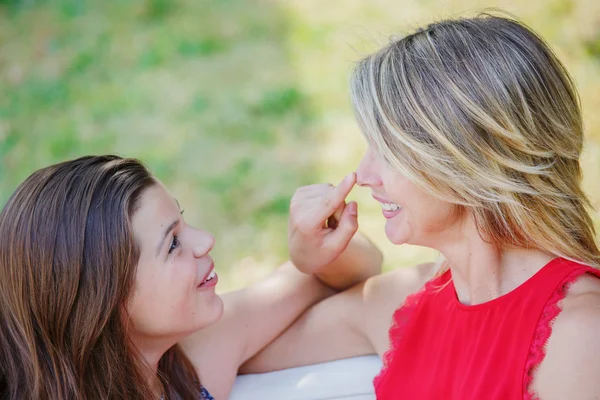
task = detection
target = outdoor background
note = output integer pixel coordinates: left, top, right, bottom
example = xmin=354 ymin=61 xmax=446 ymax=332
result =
xmin=1 ymin=0 xmax=599 ymax=292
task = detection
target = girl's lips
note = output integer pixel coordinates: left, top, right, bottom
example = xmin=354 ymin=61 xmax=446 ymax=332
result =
xmin=197 ymin=262 xmax=218 ymax=289
xmin=198 ymin=272 xmax=218 ymax=289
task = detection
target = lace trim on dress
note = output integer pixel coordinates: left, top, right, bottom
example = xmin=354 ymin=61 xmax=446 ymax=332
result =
xmin=523 ymin=267 xmax=600 ymax=400
xmin=373 ymin=276 xmax=441 ymax=392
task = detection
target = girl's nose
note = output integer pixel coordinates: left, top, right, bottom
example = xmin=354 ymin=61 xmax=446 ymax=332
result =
xmin=192 ymin=230 xmax=215 ymax=258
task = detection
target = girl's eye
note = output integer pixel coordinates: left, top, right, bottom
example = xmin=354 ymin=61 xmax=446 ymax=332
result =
xmin=168 ymin=234 xmax=180 ymax=254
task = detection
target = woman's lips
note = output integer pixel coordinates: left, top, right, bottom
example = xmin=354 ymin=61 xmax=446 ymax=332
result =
xmin=372 ymin=194 xmax=403 ymax=219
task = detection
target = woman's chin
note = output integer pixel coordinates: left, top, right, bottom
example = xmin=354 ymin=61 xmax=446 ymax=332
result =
xmin=385 ymin=223 xmax=410 ymax=245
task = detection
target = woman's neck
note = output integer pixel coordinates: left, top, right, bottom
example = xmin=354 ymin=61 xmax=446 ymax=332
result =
xmin=437 ymin=217 xmax=554 ymax=305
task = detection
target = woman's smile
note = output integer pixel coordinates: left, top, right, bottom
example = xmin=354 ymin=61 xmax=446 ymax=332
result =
xmin=373 ymin=194 xmax=403 ymax=219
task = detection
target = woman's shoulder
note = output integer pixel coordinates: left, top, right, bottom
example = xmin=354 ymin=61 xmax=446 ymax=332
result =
xmin=529 ymin=267 xmax=600 ymax=400
xmin=557 ymin=267 xmax=600 ymax=334
xmin=362 ymin=262 xmax=440 ymax=321
xmin=361 ymin=262 xmax=439 ymax=353
xmin=363 ymin=261 xmax=439 ymax=304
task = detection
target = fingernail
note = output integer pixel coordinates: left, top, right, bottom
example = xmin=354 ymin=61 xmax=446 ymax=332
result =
xmin=349 ymin=202 xmax=358 ymax=216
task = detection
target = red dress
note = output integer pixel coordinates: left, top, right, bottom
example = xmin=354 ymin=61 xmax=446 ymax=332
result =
xmin=374 ymin=258 xmax=600 ymax=399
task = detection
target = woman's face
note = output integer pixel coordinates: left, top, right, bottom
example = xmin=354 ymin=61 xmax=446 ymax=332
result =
xmin=356 ymin=146 xmax=462 ymax=248
xmin=127 ymin=183 xmax=223 ymax=343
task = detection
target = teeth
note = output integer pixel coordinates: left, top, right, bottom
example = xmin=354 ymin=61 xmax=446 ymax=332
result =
xmin=204 ymin=270 xmax=216 ymax=283
xmin=381 ymin=202 xmax=401 ymax=212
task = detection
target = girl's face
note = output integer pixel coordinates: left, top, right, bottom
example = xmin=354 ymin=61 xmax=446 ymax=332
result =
xmin=356 ymin=146 xmax=462 ymax=248
xmin=127 ymin=183 xmax=223 ymax=344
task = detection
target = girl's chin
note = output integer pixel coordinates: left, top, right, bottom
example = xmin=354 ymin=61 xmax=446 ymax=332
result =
xmin=194 ymin=295 xmax=225 ymax=331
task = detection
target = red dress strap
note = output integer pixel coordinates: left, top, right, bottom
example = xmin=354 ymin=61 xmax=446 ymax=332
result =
xmin=523 ymin=264 xmax=600 ymax=400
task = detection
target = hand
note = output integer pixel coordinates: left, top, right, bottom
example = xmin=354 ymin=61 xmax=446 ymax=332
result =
xmin=288 ymin=172 xmax=358 ymax=274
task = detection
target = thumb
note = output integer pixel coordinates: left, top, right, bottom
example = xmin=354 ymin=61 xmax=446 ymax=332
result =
xmin=325 ymin=201 xmax=358 ymax=250
xmin=326 ymin=203 xmax=345 ymax=230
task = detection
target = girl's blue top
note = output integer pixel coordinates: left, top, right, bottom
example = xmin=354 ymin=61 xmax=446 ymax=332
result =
xmin=200 ymin=386 xmax=214 ymax=400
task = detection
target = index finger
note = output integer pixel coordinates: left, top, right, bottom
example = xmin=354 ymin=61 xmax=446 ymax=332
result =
xmin=332 ymin=172 xmax=357 ymax=204
xmin=316 ymin=172 xmax=356 ymax=220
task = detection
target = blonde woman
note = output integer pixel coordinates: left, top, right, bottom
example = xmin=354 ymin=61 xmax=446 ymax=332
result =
xmin=242 ymin=14 xmax=600 ymax=399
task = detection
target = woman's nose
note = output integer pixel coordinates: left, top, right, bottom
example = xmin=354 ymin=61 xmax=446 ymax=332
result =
xmin=192 ymin=230 xmax=215 ymax=258
xmin=356 ymin=150 xmax=381 ymax=188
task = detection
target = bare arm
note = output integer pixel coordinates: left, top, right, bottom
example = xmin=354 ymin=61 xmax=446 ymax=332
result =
xmin=181 ymin=175 xmax=384 ymax=398
xmin=180 ymin=262 xmax=335 ymax=399
xmin=181 ymin=235 xmax=382 ymax=399
xmin=531 ymin=273 xmax=600 ymax=399
xmin=240 ymin=262 xmax=437 ymax=374
xmin=315 ymin=232 xmax=383 ymax=291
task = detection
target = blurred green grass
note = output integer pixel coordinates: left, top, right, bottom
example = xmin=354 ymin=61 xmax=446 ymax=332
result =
xmin=1 ymin=0 xmax=599 ymax=291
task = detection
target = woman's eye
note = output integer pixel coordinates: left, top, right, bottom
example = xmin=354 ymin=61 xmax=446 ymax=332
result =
xmin=168 ymin=234 xmax=180 ymax=254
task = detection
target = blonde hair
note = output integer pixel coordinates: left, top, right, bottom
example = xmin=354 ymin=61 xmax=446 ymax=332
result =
xmin=351 ymin=13 xmax=600 ymax=267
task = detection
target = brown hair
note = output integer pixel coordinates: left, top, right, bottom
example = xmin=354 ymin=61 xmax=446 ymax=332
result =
xmin=0 ymin=155 xmax=201 ymax=399
xmin=351 ymin=13 xmax=600 ymax=266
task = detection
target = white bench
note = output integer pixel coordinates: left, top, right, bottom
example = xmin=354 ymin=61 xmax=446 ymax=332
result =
xmin=231 ymin=355 xmax=382 ymax=399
